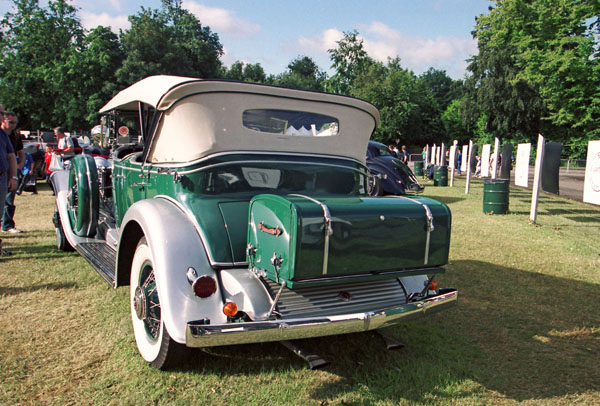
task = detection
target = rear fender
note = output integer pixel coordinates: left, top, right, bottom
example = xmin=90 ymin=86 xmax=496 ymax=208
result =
xmin=118 ymin=197 xmax=227 ymax=344
xmin=220 ymin=269 xmax=272 ymax=320
xmin=51 ymin=170 xmax=86 ymax=249
xmin=399 ymin=275 xmax=430 ymax=295
xmin=368 ymin=162 xmax=405 ymax=195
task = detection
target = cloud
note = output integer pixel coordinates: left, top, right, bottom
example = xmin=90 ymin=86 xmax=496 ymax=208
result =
xmin=73 ymin=0 xmax=121 ymax=13
xmin=363 ymin=21 xmax=477 ymax=78
xmin=295 ymin=22 xmax=476 ymax=79
xmin=297 ymin=28 xmax=344 ymax=53
xmin=182 ymin=1 xmax=260 ymax=38
xmin=80 ymin=11 xmax=130 ymax=33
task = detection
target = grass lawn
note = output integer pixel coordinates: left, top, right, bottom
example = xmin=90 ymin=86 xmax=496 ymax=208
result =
xmin=1 ymin=177 xmax=599 ymax=405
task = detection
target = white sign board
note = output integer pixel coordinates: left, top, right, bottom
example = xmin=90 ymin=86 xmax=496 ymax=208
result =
xmin=481 ymin=144 xmax=491 ymax=177
xmin=449 ymin=145 xmax=457 ymax=169
xmin=515 ymin=143 xmax=531 ymax=187
xmin=461 ymin=145 xmax=468 ymax=172
xmin=583 ymin=140 xmax=600 ymax=205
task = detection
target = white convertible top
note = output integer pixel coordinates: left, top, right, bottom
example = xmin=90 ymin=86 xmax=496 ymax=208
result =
xmin=99 ymin=75 xmax=380 ymax=163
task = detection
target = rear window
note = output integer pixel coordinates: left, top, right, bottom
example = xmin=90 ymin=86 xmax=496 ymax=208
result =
xmin=242 ymin=109 xmax=338 ymax=136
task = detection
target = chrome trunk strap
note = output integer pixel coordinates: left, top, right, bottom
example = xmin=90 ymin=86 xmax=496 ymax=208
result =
xmin=388 ymin=196 xmax=434 ymax=265
xmin=289 ymin=194 xmax=333 ymax=275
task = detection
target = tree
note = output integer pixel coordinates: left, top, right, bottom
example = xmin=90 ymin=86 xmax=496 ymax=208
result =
xmin=271 ymin=56 xmax=326 ymax=91
xmin=418 ymin=68 xmax=463 ymax=114
xmin=326 ymin=30 xmax=372 ymax=95
xmin=468 ymin=0 xmax=599 ymax=157
xmin=0 ymin=0 xmax=84 ymax=129
xmin=116 ymin=0 xmax=223 ymax=87
xmin=351 ymin=58 xmax=444 ymax=146
xmin=223 ymin=61 xmax=266 ymax=83
xmin=61 ymin=26 xmax=124 ymax=128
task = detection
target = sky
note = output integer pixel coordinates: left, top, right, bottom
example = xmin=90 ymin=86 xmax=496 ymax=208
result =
xmin=0 ymin=0 xmax=493 ymax=79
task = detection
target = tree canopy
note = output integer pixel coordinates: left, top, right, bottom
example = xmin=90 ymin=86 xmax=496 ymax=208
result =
xmin=465 ymin=0 xmax=599 ymax=157
xmin=0 ymin=0 xmax=597 ymax=158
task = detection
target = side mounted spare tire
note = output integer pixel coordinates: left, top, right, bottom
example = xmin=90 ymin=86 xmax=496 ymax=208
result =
xmin=67 ymin=154 xmax=99 ymax=237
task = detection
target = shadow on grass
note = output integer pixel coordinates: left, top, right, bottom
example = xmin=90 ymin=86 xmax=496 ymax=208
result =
xmin=307 ymin=260 xmax=600 ymax=403
xmin=0 ymin=282 xmax=77 ymax=296
xmin=545 ymin=208 xmax=600 ymax=215
xmin=566 ymin=216 xmax=600 ymax=223
xmin=162 ymin=260 xmax=599 ymax=403
xmin=421 ymin=195 xmax=467 ymax=205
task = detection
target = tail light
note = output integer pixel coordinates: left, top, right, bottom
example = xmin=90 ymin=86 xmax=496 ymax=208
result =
xmin=223 ymin=302 xmax=238 ymax=317
xmin=192 ymin=275 xmax=217 ymax=298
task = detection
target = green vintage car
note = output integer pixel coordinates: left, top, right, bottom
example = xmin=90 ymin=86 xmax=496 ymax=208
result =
xmin=52 ymin=76 xmax=457 ymax=369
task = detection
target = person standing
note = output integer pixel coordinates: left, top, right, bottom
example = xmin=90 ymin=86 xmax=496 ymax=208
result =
xmin=54 ymin=127 xmax=75 ymax=158
xmin=1 ymin=111 xmax=24 ymax=234
xmin=17 ymin=151 xmax=37 ymax=195
xmin=401 ymin=145 xmax=408 ymax=164
xmin=0 ymin=105 xmax=18 ymax=255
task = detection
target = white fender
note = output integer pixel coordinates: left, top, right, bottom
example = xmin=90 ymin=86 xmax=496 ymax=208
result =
xmin=399 ymin=275 xmax=429 ymax=295
xmin=119 ymin=197 xmax=227 ymax=344
xmin=220 ymin=269 xmax=272 ymax=320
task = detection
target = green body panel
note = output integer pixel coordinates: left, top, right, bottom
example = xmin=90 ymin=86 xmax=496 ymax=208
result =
xmin=109 ymin=153 xmax=451 ymax=272
xmin=111 ymin=154 xmax=369 ymax=265
xmin=248 ymin=194 xmax=451 ymax=287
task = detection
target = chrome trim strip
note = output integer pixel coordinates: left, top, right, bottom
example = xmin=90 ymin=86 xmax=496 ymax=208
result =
xmin=185 ymin=289 xmax=457 ymax=347
xmin=82 ymin=155 xmax=95 ymax=236
xmin=112 ymin=151 xmax=369 ymax=178
xmin=153 ymin=195 xmax=234 ymax=267
xmin=388 ymin=196 xmax=434 ymax=265
xmin=145 ymin=150 xmax=365 ymax=170
xmin=288 ymin=194 xmax=332 ymax=275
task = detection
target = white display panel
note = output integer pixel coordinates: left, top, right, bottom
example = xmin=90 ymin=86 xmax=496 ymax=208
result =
xmin=583 ymin=140 xmax=600 ymax=205
xmin=515 ymin=143 xmax=531 ymax=188
xmin=481 ymin=144 xmax=491 ymax=177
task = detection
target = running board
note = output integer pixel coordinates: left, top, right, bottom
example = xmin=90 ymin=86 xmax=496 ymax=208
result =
xmin=76 ymin=242 xmax=117 ymax=287
xmin=280 ymin=340 xmax=330 ymax=370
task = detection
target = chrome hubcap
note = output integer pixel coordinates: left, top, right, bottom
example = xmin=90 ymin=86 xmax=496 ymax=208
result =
xmin=133 ymin=286 xmax=147 ymax=320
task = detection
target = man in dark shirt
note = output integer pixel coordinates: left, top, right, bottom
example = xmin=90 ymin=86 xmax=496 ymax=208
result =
xmin=0 ymin=105 xmax=18 ymax=255
xmin=1 ymin=111 xmax=24 ymax=233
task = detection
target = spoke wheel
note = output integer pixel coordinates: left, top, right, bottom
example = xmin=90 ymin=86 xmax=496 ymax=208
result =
xmin=367 ymin=173 xmax=383 ymax=196
xmin=130 ymin=237 xmax=186 ymax=369
xmin=67 ymin=155 xmax=99 ymax=237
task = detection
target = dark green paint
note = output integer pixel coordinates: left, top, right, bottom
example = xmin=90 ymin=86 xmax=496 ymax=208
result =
xmin=248 ymin=194 xmax=451 ymax=288
xmin=110 ymin=153 xmax=451 ymax=276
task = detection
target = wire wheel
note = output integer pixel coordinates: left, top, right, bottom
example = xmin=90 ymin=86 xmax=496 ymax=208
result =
xmin=130 ymin=237 xmax=186 ymax=369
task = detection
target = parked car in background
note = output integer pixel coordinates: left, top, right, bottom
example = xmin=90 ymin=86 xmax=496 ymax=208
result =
xmin=366 ymin=140 xmax=424 ymax=196
xmin=52 ymin=76 xmax=456 ymax=369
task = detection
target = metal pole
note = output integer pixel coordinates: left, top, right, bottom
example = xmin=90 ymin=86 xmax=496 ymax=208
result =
xmin=529 ymin=134 xmax=545 ymax=223
xmin=465 ymin=140 xmax=473 ymax=194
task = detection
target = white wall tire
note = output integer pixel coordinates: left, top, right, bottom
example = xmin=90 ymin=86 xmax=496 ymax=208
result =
xmin=130 ymin=237 xmax=185 ymax=369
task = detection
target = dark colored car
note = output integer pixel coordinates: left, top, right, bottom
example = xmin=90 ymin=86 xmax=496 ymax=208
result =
xmin=366 ymin=141 xmax=424 ymax=195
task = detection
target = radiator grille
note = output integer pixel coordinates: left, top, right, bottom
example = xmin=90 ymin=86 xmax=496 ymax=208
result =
xmin=263 ymin=278 xmax=407 ymax=319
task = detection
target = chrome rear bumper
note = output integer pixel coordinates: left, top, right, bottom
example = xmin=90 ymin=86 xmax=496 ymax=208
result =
xmin=185 ymin=288 xmax=457 ymax=347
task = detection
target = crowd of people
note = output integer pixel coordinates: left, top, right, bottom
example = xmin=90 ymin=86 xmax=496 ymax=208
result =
xmin=0 ymin=104 xmax=70 ymax=257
